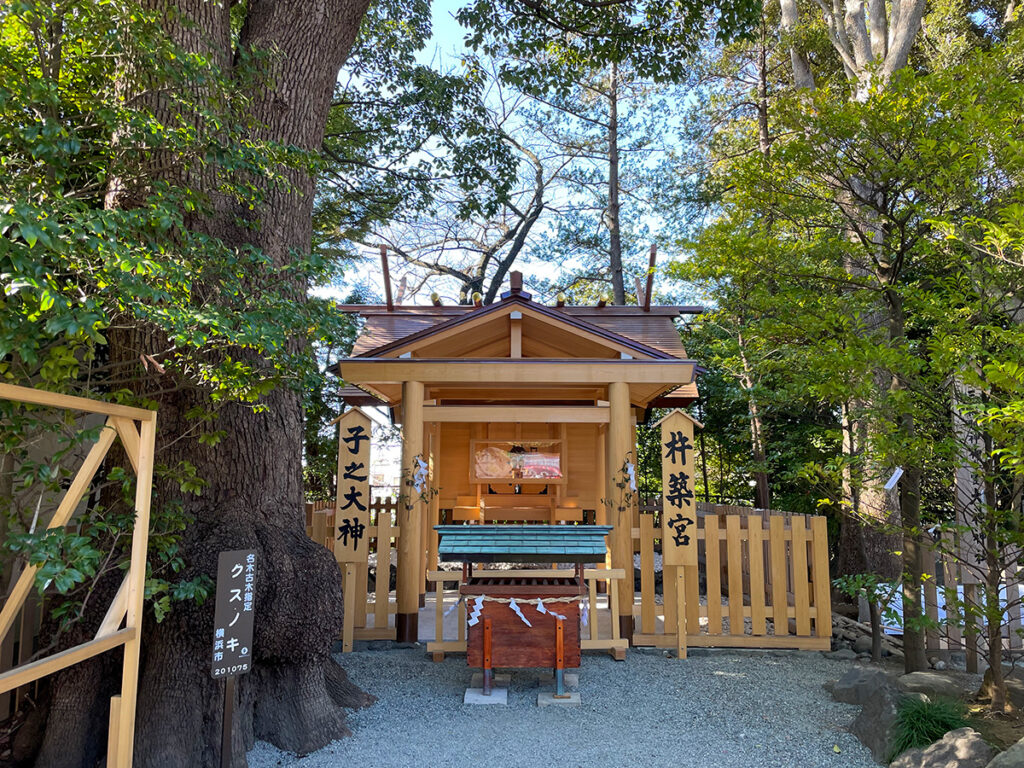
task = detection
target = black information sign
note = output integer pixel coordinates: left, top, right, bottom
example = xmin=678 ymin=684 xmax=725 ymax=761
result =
xmin=211 ymin=549 xmax=256 ymax=679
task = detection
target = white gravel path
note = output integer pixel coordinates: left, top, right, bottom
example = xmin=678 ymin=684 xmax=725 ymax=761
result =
xmin=248 ymin=648 xmax=878 ymax=768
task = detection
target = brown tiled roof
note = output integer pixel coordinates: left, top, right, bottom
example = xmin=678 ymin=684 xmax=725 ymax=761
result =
xmin=344 ymin=299 xmax=699 ymax=359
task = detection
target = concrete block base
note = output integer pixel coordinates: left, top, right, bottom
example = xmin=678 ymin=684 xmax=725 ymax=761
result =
xmin=464 ymin=687 xmax=508 ymax=705
xmin=536 ymin=672 xmax=579 ymax=688
xmin=537 ymin=692 xmax=581 ymax=707
xmin=470 ymin=672 xmax=511 ymax=689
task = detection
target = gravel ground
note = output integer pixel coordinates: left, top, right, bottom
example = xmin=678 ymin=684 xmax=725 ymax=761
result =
xmin=248 ymin=648 xmax=878 ymax=768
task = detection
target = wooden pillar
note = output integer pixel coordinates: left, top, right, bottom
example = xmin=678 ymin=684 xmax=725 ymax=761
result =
xmin=419 ymin=422 xmax=431 ymax=607
xmin=397 ymin=380 xmax=424 ymax=643
xmin=607 ymin=381 xmax=633 ymax=641
xmin=427 ymin=424 xmax=440 ymax=577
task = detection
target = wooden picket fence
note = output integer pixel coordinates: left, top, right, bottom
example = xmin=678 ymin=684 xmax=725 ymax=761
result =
xmin=911 ymin=532 xmax=1022 ymax=668
xmin=631 ymin=512 xmax=833 ymax=651
xmin=305 ymin=497 xmax=401 ymax=651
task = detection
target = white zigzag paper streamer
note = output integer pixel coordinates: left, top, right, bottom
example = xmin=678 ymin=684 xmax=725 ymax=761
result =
xmin=412 ymin=456 xmax=429 ymax=493
xmin=535 ymin=598 xmax=547 ymax=615
xmin=626 ymin=461 xmax=637 ymax=491
xmin=509 ymin=597 xmax=532 ymax=627
xmin=467 ymin=595 xmax=484 ymax=627
xmin=580 ymin=600 xmax=588 ymax=627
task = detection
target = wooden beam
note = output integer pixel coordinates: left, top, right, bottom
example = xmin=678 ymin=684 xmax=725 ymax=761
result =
xmin=397 ymin=381 xmax=424 ymax=642
xmin=0 ymin=383 xmax=155 ymax=421
xmin=114 ymin=412 xmax=155 ymax=767
xmin=423 ymin=405 xmax=609 ymax=423
xmin=339 ymin=359 xmax=697 ymax=386
xmin=95 ymin=574 xmax=129 ymax=639
xmin=607 ymin=381 xmax=633 ymax=637
xmin=510 ymin=313 xmax=522 ymax=358
xmin=0 ymin=628 xmax=135 ymax=695
xmin=0 ymin=424 xmax=117 ymax=643
xmin=630 ymin=633 xmax=830 ymax=650
xmin=110 ymin=416 xmax=142 ymax=473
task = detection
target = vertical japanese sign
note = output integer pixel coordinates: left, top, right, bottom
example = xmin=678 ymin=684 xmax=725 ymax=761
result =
xmin=335 ymin=408 xmax=371 ymax=564
xmin=211 ymin=550 xmax=256 ymax=678
xmin=660 ymin=410 xmax=699 ymax=567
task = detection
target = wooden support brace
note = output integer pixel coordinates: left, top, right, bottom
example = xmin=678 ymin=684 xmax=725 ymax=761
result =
xmin=95 ymin=574 xmax=129 ymax=640
xmin=676 ymin=568 xmax=687 ymax=660
xmin=342 ymin=563 xmax=357 ymax=653
xmin=107 ymin=695 xmax=122 ymax=768
xmin=482 ymin=618 xmax=493 ymax=695
xmin=0 ymin=424 xmax=117 ymax=643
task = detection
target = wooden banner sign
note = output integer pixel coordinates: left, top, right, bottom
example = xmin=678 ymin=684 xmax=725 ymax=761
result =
xmin=211 ymin=550 xmax=257 ymax=679
xmin=658 ymin=409 xmax=702 ymax=567
xmin=335 ymin=408 xmax=371 ymax=564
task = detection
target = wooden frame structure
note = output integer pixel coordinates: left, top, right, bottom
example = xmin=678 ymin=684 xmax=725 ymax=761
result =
xmin=334 ymin=273 xmax=700 ymax=643
xmin=0 ymin=383 xmax=155 ymax=768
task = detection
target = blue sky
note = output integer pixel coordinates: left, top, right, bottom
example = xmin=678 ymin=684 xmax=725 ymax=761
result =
xmin=417 ymin=0 xmax=471 ymax=67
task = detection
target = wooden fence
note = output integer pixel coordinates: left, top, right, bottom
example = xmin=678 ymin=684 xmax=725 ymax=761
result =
xmin=0 ymin=383 xmax=155 ymax=768
xmin=911 ymin=533 xmax=1022 ymax=669
xmin=306 ymin=493 xmax=832 ymax=656
xmin=631 ymin=512 xmax=832 ymax=653
xmin=305 ymin=496 xmax=401 ymax=651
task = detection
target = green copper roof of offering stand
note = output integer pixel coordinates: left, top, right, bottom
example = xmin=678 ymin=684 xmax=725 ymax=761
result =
xmin=434 ymin=524 xmax=612 ymax=563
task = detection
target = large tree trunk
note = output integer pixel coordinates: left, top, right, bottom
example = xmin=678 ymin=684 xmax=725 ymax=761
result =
xmin=737 ymin=329 xmax=770 ymax=509
xmin=607 ymin=62 xmax=625 ymax=306
xmin=34 ymin=2 xmax=374 ymax=767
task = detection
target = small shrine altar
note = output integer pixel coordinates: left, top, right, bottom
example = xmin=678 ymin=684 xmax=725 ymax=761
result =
xmin=435 ymin=524 xmax=612 ymax=697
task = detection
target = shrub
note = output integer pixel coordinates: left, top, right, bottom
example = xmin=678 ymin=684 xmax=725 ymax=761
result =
xmin=888 ymin=697 xmax=969 ymax=763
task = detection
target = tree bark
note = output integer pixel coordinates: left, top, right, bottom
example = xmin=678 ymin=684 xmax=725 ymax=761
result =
xmin=737 ymin=329 xmax=770 ymax=509
xmin=778 ymin=0 xmax=815 ymax=89
xmin=607 ymin=61 xmax=625 ymax=305
xmin=35 ymin=2 xmax=374 ymax=767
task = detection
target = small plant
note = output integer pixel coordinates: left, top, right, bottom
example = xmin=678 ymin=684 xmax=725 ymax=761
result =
xmin=833 ymin=572 xmax=901 ymax=662
xmin=887 ymin=697 xmax=969 ymax=763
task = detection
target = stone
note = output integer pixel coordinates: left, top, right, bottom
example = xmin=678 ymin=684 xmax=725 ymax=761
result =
xmin=833 ymin=666 xmax=895 ymax=705
xmin=854 ymin=635 xmax=874 ymax=654
xmin=826 ymin=648 xmax=858 ymax=661
xmin=889 ymin=728 xmax=994 ymax=768
xmin=988 ymin=734 xmax=1024 ymax=768
xmin=464 ymin=687 xmax=508 ymax=705
xmin=537 ymin=691 xmax=581 ymax=707
xmin=898 ymin=671 xmax=969 ymax=701
xmin=851 ymin=685 xmax=903 ymax=763
xmin=934 ymin=660 xmax=947 ymax=671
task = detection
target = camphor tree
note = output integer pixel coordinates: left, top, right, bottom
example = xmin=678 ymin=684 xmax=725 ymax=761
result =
xmin=1 ymin=1 xmax=378 ymax=765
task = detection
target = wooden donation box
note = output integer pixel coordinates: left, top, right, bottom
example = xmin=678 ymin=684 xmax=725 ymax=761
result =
xmin=435 ymin=524 xmax=612 ymax=696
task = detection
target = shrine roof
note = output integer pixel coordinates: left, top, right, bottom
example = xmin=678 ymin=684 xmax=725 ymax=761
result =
xmin=435 ymin=524 xmax=612 ymax=564
xmin=340 ymin=294 xmax=700 ymax=359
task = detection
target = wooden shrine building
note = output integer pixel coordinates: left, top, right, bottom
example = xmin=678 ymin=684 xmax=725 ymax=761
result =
xmin=335 ymin=271 xmax=701 ymax=643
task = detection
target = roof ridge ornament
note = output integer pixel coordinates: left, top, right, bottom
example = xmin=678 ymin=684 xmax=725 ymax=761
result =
xmin=500 ymin=270 xmax=532 ymax=302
